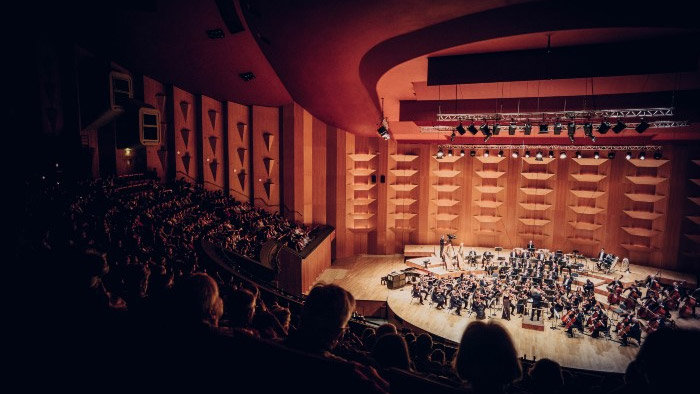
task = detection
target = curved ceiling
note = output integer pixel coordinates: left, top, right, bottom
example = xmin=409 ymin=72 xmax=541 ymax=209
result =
xmin=244 ymin=0 xmax=700 ymax=138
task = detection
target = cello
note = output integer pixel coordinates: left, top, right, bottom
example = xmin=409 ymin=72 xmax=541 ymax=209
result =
xmin=679 ymin=296 xmax=696 ymax=318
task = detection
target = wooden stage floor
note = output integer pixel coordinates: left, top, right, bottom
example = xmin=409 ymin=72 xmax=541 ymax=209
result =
xmin=315 ymin=253 xmax=700 ymax=373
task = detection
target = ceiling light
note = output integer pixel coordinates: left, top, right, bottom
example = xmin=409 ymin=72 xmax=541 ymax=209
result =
xmin=512 ymin=151 xmax=519 ymax=158
xmin=548 ymin=151 xmax=554 ymax=159
xmin=598 ymin=121 xmax=611 ymax=134
xmin=535 ymin=151 xmax=543 ymax=161
xmin=559 ymin=151 xmax=567 ymax=159
xmin=538 ymin=123 xmax=548 ymax=134
xmin=639 ymin=151 xmax=646 ymax=160
xmin=524 ymin=123 xmax=532 ymax=135
xmin=498 ymin=150 xmax=504 ymax=157
xmin=470 ymin=150 xmax=476 ymax=157
xmin=635 ymin=120 xmax=649 ymax=133
xmin=467 ymin=123 xmax=478 ymax=135
xmin=625 ymin=152 xmax=632 ymax=160
xmin=448 ymin=149 xmax=453 ymax=157
xmin=492 ymin=124 xmax=501 ymax=135
xmin=654 ymin=151 xmax=662 ymax=160
xmin=583 ymin=122 xmax=595 ymax=142
xmin=608 ymin=151 xmax=616 ymax=159
xmin=576 ymin=151 xmax=582 ymax=159
xmin=612 ymin=121 xmax=626 ymax=133
xmin=239 ymin=71 xmax=255 ymax=81
xmin=484 ymin=150 xmax=490 ymax=157
xmin=456 ymin=122 xmax=466 ymax=135
xmin=525 ymin=151 xmax=531 ymax=158
xmin=594 ymin=151 xmax=600 ymax=159
xmin=460 ymin=149 xmax=465 ymax=157
xmin=437 ymin=148 xmax=444 ymax=158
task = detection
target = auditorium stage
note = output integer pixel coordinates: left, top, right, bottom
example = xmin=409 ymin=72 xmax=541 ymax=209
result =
xmin=314 ymin=252 xmax=700 ymax=373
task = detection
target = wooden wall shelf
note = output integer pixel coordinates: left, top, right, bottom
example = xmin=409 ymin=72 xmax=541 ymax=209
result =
xmin=476 ymin=229 xmax=502 ymax=234
xmin=353 ymin=198 xmax=376 ymax=205
xmin=353 ymin=184 xmax=376 ymax=191
xmin=432 ymin=170 xmax=461 ymax=178
xmin=685 ymin=234 xmax=700 ymax=243
xmin=625 ymin=176 xmax=667 ymax=185
xmin=474 ymin=200 xmax=503 ymax=208
xmin=391 ymin=184 xmax=418 ymax=192
xmin=569 ymin=222 xmax=602 ymax=231
xmin=518 ymin=218 xmax=550 ymax=226
xmin=520 ymin=232 xmax=549 ymax=238
xmin=434 ymin=199 xmax=460 ymax=207
xmin=475 ymin=185 xmax=504 ymax=194
xmin=572 ymin=158 xmax=608 ymax=166
xmin=687 ymin=216 xmax=700 ymax=225
xmin=621 ymin=227 xmax=661 ymax=237
xmin=389 ymin=169 xmax=418 ymax=177
xmin=521 ymin=172 xmax=555 ymax=180
xmin=623 ymin=210 xmax=663 ymax=220
xmin=625 ymin=193 xmax=664 ymax=203
xmin=690 ymin=197 xmax=700 ymax=206
xmin=621 ymin=244 xmax=654 ymax=252
xmin=391 ymin=227 xmax=416 ymax=232
xmin=570 ymin=190 xmax=605 ymax=198
xmin=390 ymin=198 xmax=417 ymax=206
xmin=568 ymin=206 xmax=605 ymax=214
xmin=352 ymin=213 xmax=375 ymax=220
xmin=520 ymin=187 xmax=553 ymax=196
xmin=474 ymin=215 xmax=503 ymax=223
xmin=433 ymin=185 xmax=461 ymax=192
xmin=349 ymin=168 xmax=375 ymax=176
xmin=522 ymin=157 xmax=555 ymax=165
xmin=571 ymin=174 xmax=606 ymax=182
xmin=433 ymin=227 xmax=460 ymax=232
xmin=348 ymin=227 xmax=376 ymax=233
xmin=349 ymin=153 xmax=376 ymax=162
xmin=436 ymin=213 xmax=459 ymax=221
xmin=567 ymin=237 xmax=599 ymax=245
xmin=476 ymin=156 xmax=506 ymax=164
xmin=391 ymin=154 xmax=418 ymax=162
xmin=519 ymin=203 xmax=552 ymax=211
xmin=627 ymin=159 xmax=669 ymax=168
xmin=392 ymin=213 xmax=417 ymax=220
xmin=475 ymin=170 xmax=506 ymax=179
xmin=433 ymin=155 xmax=462 ymax=163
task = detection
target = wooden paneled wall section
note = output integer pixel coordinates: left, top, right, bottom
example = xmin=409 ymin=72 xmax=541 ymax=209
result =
xmin=140 ymin=76 xmax=697 ymax=274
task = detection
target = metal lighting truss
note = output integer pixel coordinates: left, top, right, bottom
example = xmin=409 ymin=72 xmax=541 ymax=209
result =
xmin=436 ymin=107 xmax=675 ymax=122
xmin=420 ymin=120 xmax=688 ymax=133
xmin=437 ymin=144 xmax=662 ymax=151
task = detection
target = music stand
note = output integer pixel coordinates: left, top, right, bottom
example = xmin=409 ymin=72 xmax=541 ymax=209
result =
xmin=495 ymin=246 xmax=503 ymax=260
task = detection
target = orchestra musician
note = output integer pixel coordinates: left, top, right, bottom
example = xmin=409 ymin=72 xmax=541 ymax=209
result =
xmin=620 ymin=317 xmax=642 ymax=346
xmin=527 ymin=240 xmax=535 ymax=251
xmin=530 ymin=286 xmax=543 ymax=321
xmin=412 ymin=283 xmax=424 ymax=305
xmin=563 ymin=274 xmax=572 ymax=294
xmin=502 ymin=290 xmax=512 ymax=320
xmin=583 ymin=279 xmax=595 ymax=297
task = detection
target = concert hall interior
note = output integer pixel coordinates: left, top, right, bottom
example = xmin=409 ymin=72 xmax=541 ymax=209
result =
xmin=15 ymin=1 xmax=700 ymax=393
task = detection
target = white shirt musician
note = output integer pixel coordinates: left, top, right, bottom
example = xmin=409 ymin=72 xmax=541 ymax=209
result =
xmin=598 ymin=248 xmax=605 ymax=261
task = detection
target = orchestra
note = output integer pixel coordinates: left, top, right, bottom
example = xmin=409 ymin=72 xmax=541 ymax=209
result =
xmin=401 ymin=239 xmax=692 ymax=347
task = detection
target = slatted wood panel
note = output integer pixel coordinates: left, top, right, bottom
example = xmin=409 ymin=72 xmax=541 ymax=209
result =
xmin=680 ymin=147 xmax=700 ymax=272
xmin=227 ymin=101 xmax=250 ymax=202
xmin=252 ymin=105 xmax=280 ymax=212
xmin=388 ymin=143 xmax=420 ymax=252
xmin=566 ymin=156 xmax=610 ymax=256
xmin=517 ymin=152 xmax=556 ymax=249
xmin=200 ymin=95 xmax=224 ymax=191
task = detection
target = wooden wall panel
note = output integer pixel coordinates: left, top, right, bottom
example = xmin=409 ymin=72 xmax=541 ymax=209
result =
xmin=312 ymin=118 xmax=328 ymax=224
xmin=252 ymin=105 xmax=280 ymax=212
xmin=226 ymin=101 xmax=251 ymax=202
xmin=679 ymin=146 xmax=700 ymax=272
xmin=142 ymin=76 xmax=168 ymax=181
xmin=172 ymin=86 xmax=198 ymax=182
xmin=199 ymin=95 xmax=224 ymax=191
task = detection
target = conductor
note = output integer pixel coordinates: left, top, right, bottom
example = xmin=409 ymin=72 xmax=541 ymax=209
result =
xmin=527 ymin=240 xmax=535 ymax=252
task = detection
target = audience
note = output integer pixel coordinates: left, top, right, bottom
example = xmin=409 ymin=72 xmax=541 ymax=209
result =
xmin=527 ymin=358 xmax=563 ymax=394
xmin=371 ymin=333 xmax=413 ymax=372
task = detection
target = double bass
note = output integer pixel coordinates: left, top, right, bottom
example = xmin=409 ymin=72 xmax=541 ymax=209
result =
xmin=562 ymin=310 xmax=577 ymax=329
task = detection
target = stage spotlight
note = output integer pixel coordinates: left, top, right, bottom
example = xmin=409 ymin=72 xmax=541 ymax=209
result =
xmin=594 ymin=151 xmax=600 ymax=159
xmin=492 ymin=123 xmax=501 ymax=135
xmin=437 ymin=148 xmax=444 ymax=159
xmin=484 ymin=150 xmax=490 ymax=158
xmin=460 ymin=149 xmax=465 ymax=157
xmin=498 ymin=150 xmax=504 ymax=157
xmin=377 ymin=122 xmax=389 ymax=139
xmin=484 ymin=134 xmax=492 ymax=143
xmin=480 ymin=123 xmax=490 ymax=135
xmin=654 ymin=151 xmax=662 ymax=160
xmin=508 ymin=123 xmax=517 ymax=135
xmin=535 ymin=151 xmax=543 ymax=161
xmin=524 ymin=123 xmax=532 ymax=135
xmin=548 ymin=151 xmax=554 ymax=159
xmin=598 ymin=121 xmax=611 ymax=134
xmin=554 ymin=122 xmax=563 ymax=135
xmin=635 ymin=120 xmax=649 ymax=133
xmin=448 ymin=149 xmax=453 ymax=157
xmin=512 ymin=151 xmax=519 ymax=158
xmin=608 ymin=151 xmax=616 ymax=159
xmin=467 ymin=123 xmax=478 ymax=135
xmin=583 ymin=122 xmax=596 ymax=142
xmin=456 ymin=122 xmax=467 ymax=135
xmin=639 ymin=151 xmax=646 ymax=160
xmin=559 ymin=151 xmax=567 ymax=159
xmin=470 ymin=150 xmax=476 ymax=157
xmin=612 ymin=121 xmax=626 ymax=134
xmin=576 ymin=151 xmax=582 ymax=159
xmin=539 ymin=123 xmax=548 ymax=133
xmin=525 ymin=151 xmax=531 ymax=158
xmin=625 ymin=152 xmax=632 ymax=160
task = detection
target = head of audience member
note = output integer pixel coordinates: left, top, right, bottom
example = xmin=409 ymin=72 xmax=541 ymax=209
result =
xmin=375 ymin=323 xmax=398 ymax=339
xmin=296 ymin=283 xmax=355 ymax=353
xmin=226 ymin=288 xmax=256 ymax=330
xmin=528 ymin=358 xmax=563 ymax=394
xmin=455 ymin=321 xmax=521 ymax=393
xmin=430 ymin=349 xmax=445 ymax=365
xmin=173 ymin=273 xmax=223 ymax=329
xmin=371 ymin=333 xmax=411 ymax=371
xmin=148 ymin=265 xmax=174 ymax=299
xmin=414 ymin=333 xmax=434 ymax=360
xmin=633 ymin=328 xmax=700 ymax=392
xmin=253 ymin=309 xmax=283 ymax=339
xmin=271 ymin=305 xmax=291 ymax=334
xmin=125 ymin=264 xmax=150 ymax=302
xmin=81 ymin=249 xmax=109 ymax=280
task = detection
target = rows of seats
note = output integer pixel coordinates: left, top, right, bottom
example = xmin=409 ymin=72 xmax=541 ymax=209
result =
xmin=19 ymin=176 xmax=698 ymax=393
